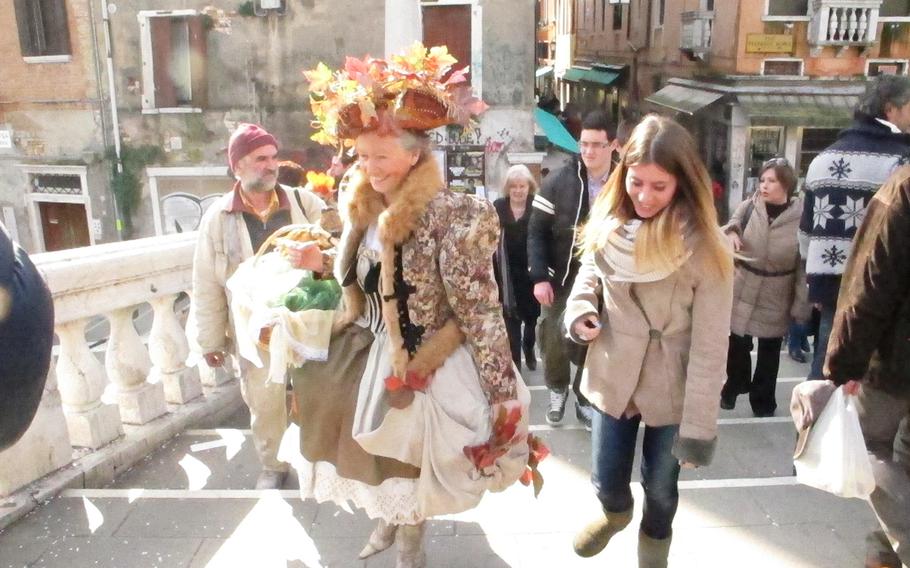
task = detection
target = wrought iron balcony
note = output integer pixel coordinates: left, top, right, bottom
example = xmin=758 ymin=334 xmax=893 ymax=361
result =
xmin=808 ymin=0 xmax=882 ymax=51
xmin=680 ymin=11 xmax=714 ymax=60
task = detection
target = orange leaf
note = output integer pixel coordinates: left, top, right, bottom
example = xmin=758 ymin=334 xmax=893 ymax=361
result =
xmin=384 ymin=375 xmax=405 ymax=391
xmin=519 ymin=468 xmax=533 ymax=486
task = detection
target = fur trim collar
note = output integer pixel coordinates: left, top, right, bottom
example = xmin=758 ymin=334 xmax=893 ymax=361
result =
xmin=344 ymin=157 xmax=445 ymax=246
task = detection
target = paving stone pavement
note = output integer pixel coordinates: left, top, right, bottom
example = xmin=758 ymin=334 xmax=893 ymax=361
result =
xmin=0 ymin=350 xmax=882 ymax=567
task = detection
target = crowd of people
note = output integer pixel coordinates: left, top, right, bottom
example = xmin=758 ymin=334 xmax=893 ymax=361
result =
xmin=174 ymin=53 xmax=910 ymax=568
xmin=2 ymin=33 xmax=910 ymax=566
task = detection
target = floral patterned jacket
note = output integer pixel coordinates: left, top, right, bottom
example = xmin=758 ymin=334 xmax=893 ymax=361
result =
xmin=336 ymin=157 xmax=518 ymax=405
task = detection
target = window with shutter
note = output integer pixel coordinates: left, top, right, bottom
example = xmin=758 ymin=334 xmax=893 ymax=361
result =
xmin=422 ymin=5 xmax=472 ymax=86
xmin=13 ymin=0 xmax=72 ymax=58
xmin=141 ymin=13 xmax=208 ymax=111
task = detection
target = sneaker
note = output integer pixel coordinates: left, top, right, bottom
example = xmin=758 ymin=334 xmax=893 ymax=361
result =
xmin=788 ymin=348 xmax=807 ymax=363
xmin=576 ymin=403 xmax=593 ymax=432
xmin=546 ymin=389 xmax=569 ymax=425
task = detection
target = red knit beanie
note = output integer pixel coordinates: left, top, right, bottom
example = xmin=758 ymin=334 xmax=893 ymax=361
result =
xmin=228 ymin=123 xmax=278 ymax=171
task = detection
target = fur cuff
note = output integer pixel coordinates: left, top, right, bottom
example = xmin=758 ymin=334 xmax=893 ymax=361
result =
xmin=672 ymin=435 xmax=716 ymax=467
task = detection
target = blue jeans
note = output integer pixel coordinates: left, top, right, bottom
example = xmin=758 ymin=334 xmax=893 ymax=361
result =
xmin=808 ymin=304 xmax=835 ymax=380
xmin=787 ymin=320 xmax=809 ymax=353
xmin=591 ymin=410 xmax=681 ymax=539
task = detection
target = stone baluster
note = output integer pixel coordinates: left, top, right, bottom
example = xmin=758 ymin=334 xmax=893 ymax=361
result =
xmin=56 ymin=318 xmax=123 ymax=448
xmin=705 ymin=17 xmax=713 ymax=48
xmin=105 ymin=307 xmax=167 ymax=424
xmin=828 ymin=7 xmax=840 ymax=41
xmin=858 ymin=9 xmax=869 ymax=42
xmin=149 ymin=294 xmax=202 ymax=403
xmin=0 ymin=366 xmax=72 ymax=496
xmin=847 ymin=8 xmax=858 ymax=41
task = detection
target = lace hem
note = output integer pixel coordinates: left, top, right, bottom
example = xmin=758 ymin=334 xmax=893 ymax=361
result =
xmin=278 ymin=424 xmax=423 ymax=525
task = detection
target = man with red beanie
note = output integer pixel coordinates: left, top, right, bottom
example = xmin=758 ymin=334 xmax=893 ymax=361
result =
xmin=188 ymin=123 xmax=326 ymax=489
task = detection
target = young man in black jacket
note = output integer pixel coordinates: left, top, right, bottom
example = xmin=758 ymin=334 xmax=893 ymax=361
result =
xmin=825 ymin=165 xmax=910 ymax=568
xmin=528 ymin=111 xmax=617 ymax=427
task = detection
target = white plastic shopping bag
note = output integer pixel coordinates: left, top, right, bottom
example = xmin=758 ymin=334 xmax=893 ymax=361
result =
xmin=794 ymin=386 xmax=875 ymax=499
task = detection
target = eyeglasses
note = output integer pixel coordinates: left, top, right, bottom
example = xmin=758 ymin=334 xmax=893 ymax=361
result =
xmin=580 ymin=142 xmax=611 ymax=150
xmin=761 ymin=157 xmax=791 ymax=169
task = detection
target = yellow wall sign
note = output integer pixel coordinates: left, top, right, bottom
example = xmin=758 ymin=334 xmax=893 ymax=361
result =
xmin=746 ymin=34 xmax=794 ymax=53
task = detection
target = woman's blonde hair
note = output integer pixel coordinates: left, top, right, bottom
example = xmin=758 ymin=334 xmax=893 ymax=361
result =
xmin=579 ymin=114 xmax=732 ymax=279
xmin=503 ymin=164 xmax=539 ymax=197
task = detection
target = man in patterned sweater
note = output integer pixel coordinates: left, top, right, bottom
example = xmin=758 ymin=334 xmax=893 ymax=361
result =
xmin=799 ymin=75 xmax=910 ymax=380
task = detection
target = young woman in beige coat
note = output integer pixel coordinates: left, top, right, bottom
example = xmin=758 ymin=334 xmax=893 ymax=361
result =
xmin=564 ymin=115 xmax=734 ymax=567
xmin=720 ymin=158 xmax=808 ymax=416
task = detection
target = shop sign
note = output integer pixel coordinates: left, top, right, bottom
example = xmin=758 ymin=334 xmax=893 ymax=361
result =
xmin=746 ymin=34 xmax=794 ymax=53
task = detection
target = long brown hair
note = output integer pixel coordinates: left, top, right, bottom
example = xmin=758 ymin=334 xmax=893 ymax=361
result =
xmin=579 ymin=114 xmax=732 ymax=279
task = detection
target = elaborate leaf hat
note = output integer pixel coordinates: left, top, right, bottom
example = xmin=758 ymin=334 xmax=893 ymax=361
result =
xmin=304 ymin=42 xmax=488 ymax=147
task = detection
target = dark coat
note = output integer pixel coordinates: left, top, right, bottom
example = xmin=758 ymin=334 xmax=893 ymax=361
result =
xmin=825 ymin=166 xmax=910 ymax=396
xmin=493 ymin=197 xmax=540 ymax=321
xmin=527 ymin=158 xmax=590 ymax=290
xmin=0 ymin=224 xmax=54 ymax=451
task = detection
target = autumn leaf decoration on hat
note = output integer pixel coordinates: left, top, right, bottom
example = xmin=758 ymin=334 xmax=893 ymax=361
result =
xmin=304 ymin=42 xmax=489 ymax=146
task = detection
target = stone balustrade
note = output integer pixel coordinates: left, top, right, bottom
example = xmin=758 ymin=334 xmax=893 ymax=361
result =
xmin=809 ymin=0 xmax=881 ymax=51
xmin=0 ymin=233 xmax=235 ymax=498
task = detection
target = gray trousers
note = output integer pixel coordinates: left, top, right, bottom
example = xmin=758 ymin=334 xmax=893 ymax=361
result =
xmin=538 ymin=287 xmax=588 ymax=405
xmin=855 ymin=384 xmax=910 ymax=565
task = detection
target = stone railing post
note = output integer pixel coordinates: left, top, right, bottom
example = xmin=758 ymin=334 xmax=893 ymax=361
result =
xmin=106 ymin=307 xmax=167 ymax=424
xmin=0 ymin=367 xmax=72 ymax=497
xmin=56 ymin=318 xmax=123 ymax=449
xmin=149 ymin=294 xmax=202 ymax=404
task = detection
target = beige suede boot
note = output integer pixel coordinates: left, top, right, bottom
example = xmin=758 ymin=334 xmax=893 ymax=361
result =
xmin=396 ymin=522 xmax=426 ymax=568
xmin=358 ymin=519 xmax=397 ymax=559
xmin=638 ymin=529 xmax=672 ymax=568
xmin=573 ymin=508 xmax=633 ymax=557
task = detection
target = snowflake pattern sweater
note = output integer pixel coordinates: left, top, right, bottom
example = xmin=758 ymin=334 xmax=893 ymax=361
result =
xmin=798 ymin=112 xmax=910 ymax=306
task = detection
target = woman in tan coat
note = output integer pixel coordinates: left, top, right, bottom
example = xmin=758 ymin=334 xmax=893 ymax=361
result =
xmin=564 ymin=115 xmax=734 ymax=567
xmin=720 ymin=157 xmax=807 ymax=416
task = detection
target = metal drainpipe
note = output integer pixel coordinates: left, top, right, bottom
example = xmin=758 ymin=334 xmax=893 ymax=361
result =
xmin=101 ymin=0 xmax=125 ymax=240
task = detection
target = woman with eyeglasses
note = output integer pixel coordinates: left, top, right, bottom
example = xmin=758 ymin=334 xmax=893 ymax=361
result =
xmin=720 ymin=157 xmax=809 ymax=417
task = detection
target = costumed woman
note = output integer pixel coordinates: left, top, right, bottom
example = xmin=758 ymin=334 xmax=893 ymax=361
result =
xmin=277 ymin=45 xmax=536 ymax=568
xmin=563 ymin=115 xmax=733 ymax=567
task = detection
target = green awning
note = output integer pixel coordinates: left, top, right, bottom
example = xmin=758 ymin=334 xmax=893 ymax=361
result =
xmin=645 ymin=84 xmax=725 ymax=114
xmin=561 ymin=66 xmax=620 ymax=86
xmin=534 ymin=108 xmax=579 ymax=154
xmin=738 ymin=93 xmax=860 ymax=127
xmin=562 ymin=67 xmax=587 ymax=82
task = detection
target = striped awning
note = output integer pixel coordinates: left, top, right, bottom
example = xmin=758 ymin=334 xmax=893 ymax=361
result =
xmin=738 ymin=93 xmax=860 ymax=127
xmin=645 ymin=84 xmax=725 ymax=114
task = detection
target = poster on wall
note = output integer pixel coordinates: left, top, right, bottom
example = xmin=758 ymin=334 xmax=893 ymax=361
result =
xmin=445 ymin=144 xmax=485 ymax=197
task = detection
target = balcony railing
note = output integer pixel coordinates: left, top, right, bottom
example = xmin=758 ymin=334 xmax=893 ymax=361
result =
xmin=0 ymin=233 xmax=238 ymax=507
xmin=680 ymin=11 xmax=714 ymax=59
xmin=808 ymin=0 xmax=881 ymax=49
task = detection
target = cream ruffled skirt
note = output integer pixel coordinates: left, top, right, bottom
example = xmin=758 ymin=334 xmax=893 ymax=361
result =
xmin=278 ymin=332 xmax=530 ymax=524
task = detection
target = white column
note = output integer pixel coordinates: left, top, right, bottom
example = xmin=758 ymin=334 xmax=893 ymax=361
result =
xmin=56 ymin=319 xmax=123 ymax=449
xmin=106 ymin=307 xmax=167 ymax=424
xmin=0 ymin=367 xmax=72 ymax=497
xmin=149 ymin=295 xmax=202 ymax=404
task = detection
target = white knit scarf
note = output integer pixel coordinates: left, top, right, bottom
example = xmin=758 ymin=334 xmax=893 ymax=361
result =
xmin=601 ymin=217 xmax=692 ymax=283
